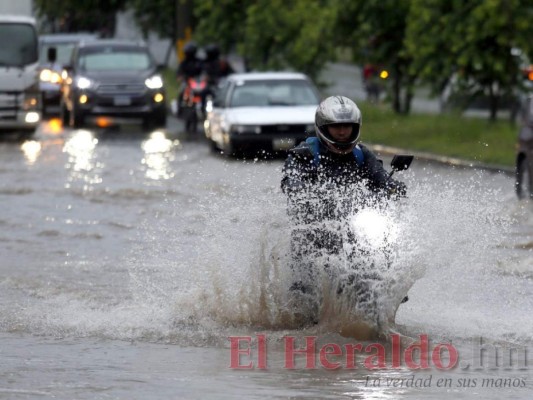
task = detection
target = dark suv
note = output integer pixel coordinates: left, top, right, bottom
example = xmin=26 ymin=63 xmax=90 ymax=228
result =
xmin=60 ymin=40 xmax=167 ymax=129
xmin=516 ymin=95 xmax=533 ymax=199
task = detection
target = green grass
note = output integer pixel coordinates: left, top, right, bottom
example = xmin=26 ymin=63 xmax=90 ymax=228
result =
xmin=162 ymin=68 xmax=178 ymax=104
xmin=358 ymin=103 xmax=518 ymax=167
xmin=162 ymin=67 xmax=518 ymax=167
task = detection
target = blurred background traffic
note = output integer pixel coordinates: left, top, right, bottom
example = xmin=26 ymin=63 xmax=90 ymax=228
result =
xmin=1 ymin=0 xmax=533 ymax=197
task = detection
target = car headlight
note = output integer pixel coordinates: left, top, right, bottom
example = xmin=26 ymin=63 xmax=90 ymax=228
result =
xmin=76 ymin=76 xmax=93 ymax=89
xmin=40 ymin=68 xmax=62 ymax=84
xmin=231 ymin=125 xmax=262 ymax=134
xmin=145 ymin=75 xmax=163 ymax=89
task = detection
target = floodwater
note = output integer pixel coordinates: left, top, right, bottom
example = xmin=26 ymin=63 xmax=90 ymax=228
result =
xmin=1 ymin=119 xmax=532 ymax=399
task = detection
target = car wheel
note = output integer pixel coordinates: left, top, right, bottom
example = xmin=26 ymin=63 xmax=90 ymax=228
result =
xmin=69 ymin=104 xmax=85 ymax=129
xmin=184 ymin=107 xmax=198 ymax=135
xmin=516 ymin=155 xmax=533 ymax=199
xmin=142 ymin=109 xmax=167 ymax=131
xmin=209 ymin=139 xmax=219 ymax=153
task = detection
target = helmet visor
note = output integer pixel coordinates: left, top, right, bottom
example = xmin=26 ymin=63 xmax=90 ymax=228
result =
xmin=322 ymin=123 xmax=360 ymax=146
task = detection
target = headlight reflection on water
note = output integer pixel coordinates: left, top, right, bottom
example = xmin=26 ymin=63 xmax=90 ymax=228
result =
xmin=63 ymin=130 xmax=98 ymax=172
xmin=63 ymin=129 xmax=102 ymax=190
xmin=20 ymin=140 xmax=42 ymax=165
xmin=141 ymin=131 xmax=179 ymax=180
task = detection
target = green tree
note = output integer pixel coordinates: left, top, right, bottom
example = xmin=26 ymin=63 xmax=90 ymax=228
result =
xmin=406 ymin=0 xmax=533 ymax=121
xmin=193 ymin=0 xmax=249 ymax=55
xmin=192 ymin=0 xmax=337 ymax=82
xmin=129 ymin=0 xmax=176 ymax=39
xmin=35 ymin=0 xmax=127 ymax=36
xmin=335 ymin=0 xmax=415 ymax=114
xmin=241 ymin=0 xmax=337 ymax=81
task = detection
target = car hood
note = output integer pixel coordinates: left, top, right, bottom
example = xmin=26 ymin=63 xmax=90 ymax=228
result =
xmin=81 ymin=69 xmax=156 ymax=83
xmin=224 ymin=105 xmax=317 ymax=125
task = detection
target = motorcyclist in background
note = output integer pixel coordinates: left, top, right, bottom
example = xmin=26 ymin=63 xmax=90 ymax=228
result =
xmin=201 ymin=43 xmax=235 ymax=111
xmin=202 ymin=43 xmax=235 ymax=86
xmin=176 ymin=42 xmax=202 ymax=116
xmin=280 ymin=96 xmax=407 ymax=321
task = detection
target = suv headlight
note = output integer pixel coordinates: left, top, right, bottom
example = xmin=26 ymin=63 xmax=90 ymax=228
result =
xmin=145 ymin=75 xmax=163 ymax=89
xmin=76 ymin=76 xmax=93 ymax=89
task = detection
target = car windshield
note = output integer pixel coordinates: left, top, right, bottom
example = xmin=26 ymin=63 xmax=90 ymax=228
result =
xmin=39 ymin=43 xmax=76 ymax=65
xmin=0 ymin=23 xmax=37 ymax=66
xmin=78 ymin=47 xmax=152 ymax=71
xmin=230 ymin=79 xmax=319 ymax=107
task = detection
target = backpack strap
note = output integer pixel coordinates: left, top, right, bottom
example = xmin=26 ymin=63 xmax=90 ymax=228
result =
xmin=305 ymin=137 xmax=364 ymax=167
xmin=353 ymin=145 xmax=364 ymax=166
xmin=306 ymin=137 xmax=321 ymax=166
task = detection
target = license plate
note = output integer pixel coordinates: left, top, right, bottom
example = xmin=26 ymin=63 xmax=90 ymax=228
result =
xmin=272 ymin=138 xmax=295 ymax=151
xmin=113 ymin=96 xmax=131 ymax=106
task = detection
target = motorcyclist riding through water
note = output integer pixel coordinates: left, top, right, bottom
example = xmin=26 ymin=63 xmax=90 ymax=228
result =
xmin=280 ymin=95 xmax=408 ymax=330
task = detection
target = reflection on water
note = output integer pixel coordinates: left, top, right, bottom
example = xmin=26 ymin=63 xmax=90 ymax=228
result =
xmin=141 ymin=130 xmax=179 ymax=180
xmin=20 ymin=140 xmax=42 ymax=165
xmin=42 ymin=118 xmax=63 ymax=135
xmin=63 ymin=129 xmax=102 ymax=189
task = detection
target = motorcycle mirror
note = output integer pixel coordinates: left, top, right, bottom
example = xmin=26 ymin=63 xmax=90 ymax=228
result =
xmin=390 ymin=155 xmax=414 ymax=172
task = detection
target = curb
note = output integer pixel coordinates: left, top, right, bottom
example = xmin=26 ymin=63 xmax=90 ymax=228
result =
xmin=367 ymin=143 xmax=515 ymax=177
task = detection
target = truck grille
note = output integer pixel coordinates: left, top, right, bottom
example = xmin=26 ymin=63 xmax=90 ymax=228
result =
xmin=0 ymin=93 xmax=19 ymax=116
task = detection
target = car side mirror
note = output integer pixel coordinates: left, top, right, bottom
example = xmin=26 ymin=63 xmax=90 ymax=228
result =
xmin=390 ymin=155 xmax=414 ymax=172
xmin=47 ymin=47 xmax=57 ymax=63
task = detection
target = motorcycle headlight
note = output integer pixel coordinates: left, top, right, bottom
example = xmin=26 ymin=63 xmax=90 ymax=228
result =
xmin=145 ymin=75 xmax=163 ymax=89
xmin=76 ymin=76 xmax=93 ymax=89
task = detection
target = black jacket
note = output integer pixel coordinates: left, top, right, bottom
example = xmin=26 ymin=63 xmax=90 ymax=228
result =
xmin=281 ymin=140 xmax=406 ymax=223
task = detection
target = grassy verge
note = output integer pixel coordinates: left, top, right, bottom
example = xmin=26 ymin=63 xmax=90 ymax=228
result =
xmin=356 ymin=103 xmax=517 ymax=167
xmin=162 ymin=68 xmax=518 ymax=167
xmin=162 ymin=68 xmax=178 ymax=104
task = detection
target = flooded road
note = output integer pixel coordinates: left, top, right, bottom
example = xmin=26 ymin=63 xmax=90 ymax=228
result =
xmin=1 ymin=119 xmax=532 ymax=399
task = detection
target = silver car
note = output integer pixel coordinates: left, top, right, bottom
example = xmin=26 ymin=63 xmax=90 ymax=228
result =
xmin=204 ymin=72 xmax=321 ymax=156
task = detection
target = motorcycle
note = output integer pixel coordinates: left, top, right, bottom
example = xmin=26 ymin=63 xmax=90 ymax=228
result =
xmin=178 ymin=75 xmax=208 ymax=135
xmin=286 ymin=155 xmax=414 ymax=338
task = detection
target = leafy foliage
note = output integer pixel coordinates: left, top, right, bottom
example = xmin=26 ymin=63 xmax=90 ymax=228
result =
xmin=35 ymin=0 xmax=127 ymax=35
xmin=406 ymin=0 xmax=533 ymax=120
xmin=128 ymin=0 xmax=175 ymax=39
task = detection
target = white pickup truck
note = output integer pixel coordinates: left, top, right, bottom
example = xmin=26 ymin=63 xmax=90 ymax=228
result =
xmin=0 ymin=15 xmax=41 ymax=136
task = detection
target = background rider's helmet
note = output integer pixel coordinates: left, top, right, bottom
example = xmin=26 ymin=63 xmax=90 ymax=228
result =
xmin=183 ymin=42 xmax=198 ymax=59
xmin=315 ymin=96 xmax=362 ymax=154
xmin=205 ymin=43 xmax=220 ymax=61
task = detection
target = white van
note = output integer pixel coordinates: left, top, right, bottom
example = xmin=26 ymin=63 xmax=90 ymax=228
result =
xmin=0 ymin=15 xmax=41 ymax=135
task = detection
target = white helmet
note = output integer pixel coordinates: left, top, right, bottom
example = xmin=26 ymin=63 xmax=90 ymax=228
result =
xmin=315 ymin=96 xmax=362 ymax=154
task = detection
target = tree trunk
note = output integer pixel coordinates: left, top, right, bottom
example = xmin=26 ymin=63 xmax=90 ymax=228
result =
xmin=402 ymin=87 xmax=413 ymax=114
xmin=392 ymin=67 xmax=402 ymax=114
xmin=488 ymin=85 xmax=498 ymax=122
